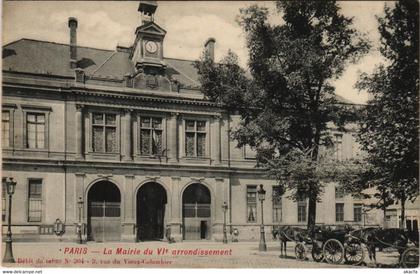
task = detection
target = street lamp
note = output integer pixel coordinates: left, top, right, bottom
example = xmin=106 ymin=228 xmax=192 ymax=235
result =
xmin=222 ymin=201 xmax=228 ymax=244
xmin=3 ymin=177 xmax=17 ymax=263
xmin=77 ymin=196 xmax=84 ymax=244
xmin=257 ymin=184 xmax=267 ymax=252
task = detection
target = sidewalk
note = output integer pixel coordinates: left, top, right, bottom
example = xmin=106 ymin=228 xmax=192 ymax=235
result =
xmin=1 ymin=241 xmax=402 ymax=268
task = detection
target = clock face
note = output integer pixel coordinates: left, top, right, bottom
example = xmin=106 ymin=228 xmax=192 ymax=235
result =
xmin=145 ymin=41 xmax=158 ymax=54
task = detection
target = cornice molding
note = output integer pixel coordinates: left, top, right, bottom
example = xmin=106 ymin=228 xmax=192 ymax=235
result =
xmin=2 ymin=158 xmax=267 ymax=175
xmin=78 ymin=102 xmax=220 ymax=117
xmin=21 ymin=104 xmax=52 ymax=111
xmin=2 ymin=75 xmax=223 ymax=109
xmin=72 ymin=89 xmax=216 ymax=107
xmin=2 ymin=103 xmax=18 ymax=109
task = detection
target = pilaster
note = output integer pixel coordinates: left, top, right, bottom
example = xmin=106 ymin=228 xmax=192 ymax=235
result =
xmin=211 ymin=115 xmax=221 ymax=165
xmin=122 ymin=174 xmax=136 ymax=242
xmin=121 ymin=109 xmax=133 ymax=161
xmin=167 ymin=112 xmax=179 ymax=163
xmin=170 ymin=176 xmax=182 ymax=241
xmin=75 ymin=104 xmax=84 ymax=159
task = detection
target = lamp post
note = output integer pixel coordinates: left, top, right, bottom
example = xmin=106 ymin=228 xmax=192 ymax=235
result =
xmin=257 ymin=184 xmax=267 ymax=252
xmin=77 ymin=196 xmax=84 ymax=244
xmin=222 ymin=201 xmax=228 ymax=244
xmin=3 ymin=177 xmax=17 ymax=263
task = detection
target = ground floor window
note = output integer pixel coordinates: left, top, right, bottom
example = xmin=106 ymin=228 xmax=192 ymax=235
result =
xmin=336 ymin=203 xmax=344 ymax=222
xmin=297 ymin=203 xmax=306 ymax=222
xmin=28 ymin=179 xmax=43 ymax=222
xmin=246 ymin=186 xmax=257 ymax=223
xmin=2 ymin=179 xmax=6 ymax=222
xmin=272 ymin=186 xmax=282 ymax=223
xmin=406 ymin=217 xmax=419 ymax=231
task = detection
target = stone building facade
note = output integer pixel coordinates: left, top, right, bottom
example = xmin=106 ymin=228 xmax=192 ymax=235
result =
xmin=2 ymin=2 xmax=405 ymax=243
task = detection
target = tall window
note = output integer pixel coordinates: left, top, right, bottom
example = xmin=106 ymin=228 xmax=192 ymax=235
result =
xmin=406 ymin=218 xmax=418 ymax=231
xmin=246 ymin=186 xmax=257 ymax=223
xmin=297 ymin=194 xmax=307 ymax=223
xmin=140 ymin=117 xmax=162 ymax=155
xmin=333 ymin=134 xmax=343 ymax=160
xmin=335 ymin=186 xmax=345 ymax=199
xmin=27 ymin=113 xmax=45 ymax=149
xmin=354 ymin=204 xmax=363 ymax=222
xmin=2 ymin=179 xmax=6 ymax=222
xmin=336 ymin=203 xmax=344 ymax=222
xmin=28 ymin=179 xmax=42 ymax=222
xmin=2 ymin=111 xmax=10 ymax=148
xmin=92 ymin=113 xmax=117 ymax=153
xmin=272 ymin=186 xmax=282 ymax=223
xmin=185 ymin=120 xmax=206 ymax=157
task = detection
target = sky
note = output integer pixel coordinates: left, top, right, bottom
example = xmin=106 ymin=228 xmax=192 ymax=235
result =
xmin=2 ymin=1 xmax=393 ymax=104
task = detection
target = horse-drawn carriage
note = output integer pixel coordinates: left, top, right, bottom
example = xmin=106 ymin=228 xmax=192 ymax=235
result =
xmin=288 ymin=225 xmax=365 ymax=265
xmin=346 ymin=227 xmax=419 ymax=268
xmin=274 ymin=225 xmax=419 ymax=267
xmin=309 ymin=225 xmax=365 ymax=265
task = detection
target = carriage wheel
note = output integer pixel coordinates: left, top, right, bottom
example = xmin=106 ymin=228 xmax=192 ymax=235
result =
xmin=400 ymin=247 xmax=419 ymax=268
xmin=344 ymin=243 xmax=364 ymax=265
xmin=323 ymin=239 xmax=344 ymax=264
xmin=311 ymin=243 xmax=324 ymax=262
xmin=295 ymin=243 xmax=306 ymax=260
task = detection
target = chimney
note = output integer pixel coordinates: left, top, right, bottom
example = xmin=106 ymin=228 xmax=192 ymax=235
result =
xmin=204 ymin=37 xmax=216 ymax=61
xmin=68 ymin=17 xmax=78 ymax=69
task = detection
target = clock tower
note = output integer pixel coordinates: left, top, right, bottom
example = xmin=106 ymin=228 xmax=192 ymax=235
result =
xmin=131 ymin=1 xmax=167 ymax=74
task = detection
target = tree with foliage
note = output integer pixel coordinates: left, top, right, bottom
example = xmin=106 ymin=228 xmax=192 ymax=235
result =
xmin=195 ymin=0 xmax=369 ymax=230
xmin=356 ymin=0 xmax=419 ymax=228
xmin=337 ymin=160 xmax=396 ymax=223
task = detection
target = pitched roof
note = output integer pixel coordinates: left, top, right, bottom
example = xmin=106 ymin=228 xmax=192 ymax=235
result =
xmin=3 ymin=39 xmax=112 ymax=77
xmin=3 ymin=38 xmax=356 ymax=104
xmin=2 ymin=38 xmax=199 ymax=88
xmin=165 ymin=58 xmax=200 ymax=88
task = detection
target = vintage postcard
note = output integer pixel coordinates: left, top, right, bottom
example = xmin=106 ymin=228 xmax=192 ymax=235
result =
xmin=1 ymin=0 xmax=419 ymax=271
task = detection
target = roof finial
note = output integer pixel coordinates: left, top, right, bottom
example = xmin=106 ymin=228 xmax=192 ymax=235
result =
xmin=138 ymin=1 xmax=158 ymax=24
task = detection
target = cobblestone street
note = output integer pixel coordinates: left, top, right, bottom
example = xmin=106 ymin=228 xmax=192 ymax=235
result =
xmin=1 ymin=240 xmax=403 ymax=268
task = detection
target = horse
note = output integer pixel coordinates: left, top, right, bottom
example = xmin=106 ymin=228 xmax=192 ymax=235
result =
xmin=275 ymin=225 xmax=311 ymax=258
xmin=347 ymin=227 xmax=409 ymax=266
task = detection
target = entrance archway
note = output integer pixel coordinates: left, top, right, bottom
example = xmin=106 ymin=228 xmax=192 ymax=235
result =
xmin=87 ymin=180 xmax=121 ymax=242
xmin=182 ymin=183 xmax=211 ymax=240
xmin=136 ymin=182 xmax=167 ymax=241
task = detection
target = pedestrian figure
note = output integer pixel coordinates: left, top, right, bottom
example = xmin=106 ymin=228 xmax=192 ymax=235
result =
xmin=166 ymin=225 xmax=175 ymax=243
xmin=232 ymin=228 xmax=239 ymax=242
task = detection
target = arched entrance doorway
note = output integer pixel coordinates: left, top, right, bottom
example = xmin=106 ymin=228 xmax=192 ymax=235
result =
xmin=87 ymin=180 xmax=121 ymax=242
xmin=182 ymin=183 xmax=211 ymax=240
xmin=136 ymin=182 xmax=167 ymax=241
